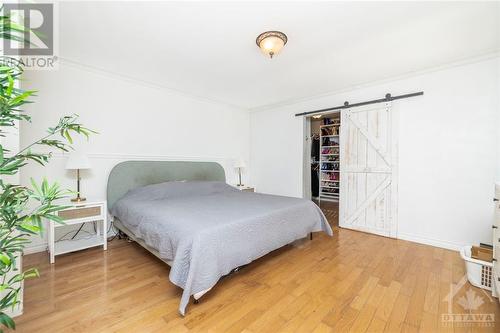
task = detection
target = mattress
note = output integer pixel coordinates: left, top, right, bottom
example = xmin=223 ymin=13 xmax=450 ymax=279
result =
xmin=111 ymin=181 xmax=332 ymax=315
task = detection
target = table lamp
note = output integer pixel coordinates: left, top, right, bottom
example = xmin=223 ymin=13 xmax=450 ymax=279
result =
xmin=234 ymin=158 xmax=246 ymax=187
xmin=65 ymin=152 xmax=91 ymax=202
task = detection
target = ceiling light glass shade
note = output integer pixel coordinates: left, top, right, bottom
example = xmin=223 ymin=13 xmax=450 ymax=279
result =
xmin=256 ymin=31 xmax=287 ymax=58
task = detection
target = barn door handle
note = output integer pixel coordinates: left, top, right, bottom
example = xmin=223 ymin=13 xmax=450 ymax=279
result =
xmin=493 ymin=225 xmax=498 ymax=229
xmin=494 ymin=198 xmax=499 ymax=202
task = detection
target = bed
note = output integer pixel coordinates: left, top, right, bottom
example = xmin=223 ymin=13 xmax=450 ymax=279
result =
xmin=107 ymin=161 xmax=333 ymax=315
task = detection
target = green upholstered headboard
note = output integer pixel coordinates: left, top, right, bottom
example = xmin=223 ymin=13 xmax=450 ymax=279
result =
xmin=107 ymin=160 xmax=225 ymax=211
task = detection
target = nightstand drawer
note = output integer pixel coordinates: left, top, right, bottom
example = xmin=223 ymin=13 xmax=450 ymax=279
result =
xmin=58 ymin=206 xmax=101 ymax=220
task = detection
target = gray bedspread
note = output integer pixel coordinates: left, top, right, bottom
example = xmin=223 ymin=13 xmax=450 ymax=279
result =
xmin=111 ymin=181 xmax=332 ymax=315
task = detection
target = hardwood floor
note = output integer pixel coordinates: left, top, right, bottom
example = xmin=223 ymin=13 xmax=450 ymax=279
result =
xmin=316 ymin=200 xmax=338 ymax=228
xmin=15 ymin=207 xmax=499 ymax=332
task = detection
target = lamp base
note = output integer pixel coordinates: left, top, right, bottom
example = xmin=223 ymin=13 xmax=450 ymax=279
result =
xmin=70 ymin=197 xmax=86 ymax=202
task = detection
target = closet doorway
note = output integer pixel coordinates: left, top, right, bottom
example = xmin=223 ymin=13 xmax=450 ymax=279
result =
xmin=305 ymin=112 xmax=341 ymax=227
xmin=303 ymin=102 xmax=398 ymax=238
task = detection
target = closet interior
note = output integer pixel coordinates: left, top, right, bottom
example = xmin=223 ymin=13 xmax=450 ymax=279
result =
xmin=310 ymin=112 xmax=341 ymax=203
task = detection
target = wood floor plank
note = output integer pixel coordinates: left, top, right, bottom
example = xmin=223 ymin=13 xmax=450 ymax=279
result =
xmin=311 ymin=322 xmax=333 ymax=333
xmin=375 ymin=280 xmax=402 ymax=322
xmin=367 ymin=317 xmax=387 ymax=332
xmin=349 ymin=304 xmax=377 ymax=333
xmin=423 ymin=272 xmax=440 ymax=314
xmin=351 ymin=276 xmax=380 ymax=310
xmin=384 ymin=292 xmax=411 ymax=332
xmin=419 ymin=311 xmax=439 ymax=333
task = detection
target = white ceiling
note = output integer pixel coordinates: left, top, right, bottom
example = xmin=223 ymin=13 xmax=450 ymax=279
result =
xmin=60 ymin=1 xmax=500 ymax=110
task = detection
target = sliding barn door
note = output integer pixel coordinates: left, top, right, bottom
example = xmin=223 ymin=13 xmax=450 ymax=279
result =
xmin=339 ymin=102 xmax=398 ymax=237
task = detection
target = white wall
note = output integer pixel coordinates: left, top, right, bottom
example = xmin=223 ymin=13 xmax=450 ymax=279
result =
xmin=498 ymin=57 xmax=500 ymax=182
xmin=250 ymin=56 xmax=500 ymax=250
xmin=21 ymin=62 xmax=249 ymax=253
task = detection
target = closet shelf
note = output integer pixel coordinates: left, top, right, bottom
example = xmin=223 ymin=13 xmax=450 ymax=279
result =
xmin=321 ymin=193 xmax=339 ymax=197
xmin=315 ymin=115 xmax=342 ymax=203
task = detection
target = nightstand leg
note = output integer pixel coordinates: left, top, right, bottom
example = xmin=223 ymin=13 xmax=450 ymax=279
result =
xmin=49 ymin=222 xmax=55 ymax=264
xmin=103 ymin=214 xmax=108 ymax=251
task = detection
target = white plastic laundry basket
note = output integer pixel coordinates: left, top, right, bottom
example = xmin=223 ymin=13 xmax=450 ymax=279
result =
xmin=460 ymin=246 xmax=493 ymax=291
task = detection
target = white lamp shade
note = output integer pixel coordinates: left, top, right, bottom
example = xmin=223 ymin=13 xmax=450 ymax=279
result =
xmin=234 ymin=158 xmax=246 ymax=169
xmin=65 ymin=152 xmax=91 ymax=170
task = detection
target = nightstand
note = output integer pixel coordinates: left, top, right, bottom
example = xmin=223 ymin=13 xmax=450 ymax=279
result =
xmin=48 ymin=200 xmax=107 ymax=264
xmin=235 ymin=185 xmax=255 ymax=192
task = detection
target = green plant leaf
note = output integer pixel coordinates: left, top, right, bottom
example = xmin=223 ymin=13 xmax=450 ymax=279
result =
xmin=22 ymin=268 xmax=39 ymax=279
xmin=17 ymin=224 xmax=40 ymax=234
xmin=0 ymin=312 xmax=15 ymax=330
xmin=0 ymin=255 xmax=10 ymax=266
xmin=5 ymin=74 xmax=13 ymax=97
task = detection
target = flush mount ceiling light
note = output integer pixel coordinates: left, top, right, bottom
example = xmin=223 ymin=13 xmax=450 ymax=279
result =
xmin=256 ymin=31 xmax=287 ymax=59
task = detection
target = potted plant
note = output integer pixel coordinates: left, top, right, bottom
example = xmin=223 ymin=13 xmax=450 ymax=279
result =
xmin=0 ymin=10 xmax=94 ymax=332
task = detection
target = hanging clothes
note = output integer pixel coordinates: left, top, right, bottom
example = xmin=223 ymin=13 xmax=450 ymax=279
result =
xmin=311 ymin=163 xmax=319 ymax=197
xmin=311 ymin=135 xmax=320 ymax=162
xmin=311 ymin=134 xmax=320 ymax=197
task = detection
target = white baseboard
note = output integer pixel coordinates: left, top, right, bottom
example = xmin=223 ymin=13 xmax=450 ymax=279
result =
xmin=23 ymin=243 xmax=48 ymax=255
xmin=5 ymin=304 xmax=23 ymax=318
xmin=397 ymin=232 xmax=464 ymax=252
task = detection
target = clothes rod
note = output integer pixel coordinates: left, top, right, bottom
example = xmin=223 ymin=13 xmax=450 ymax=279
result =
xmin=294 ymin=91 xmax=424 ymax=117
